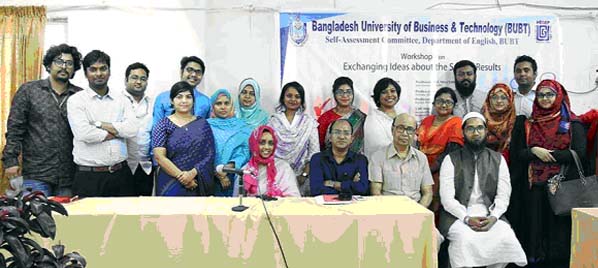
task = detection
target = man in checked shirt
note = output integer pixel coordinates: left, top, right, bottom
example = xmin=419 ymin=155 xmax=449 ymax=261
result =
xmin=2 ymin=44 xmax=83 ymax=197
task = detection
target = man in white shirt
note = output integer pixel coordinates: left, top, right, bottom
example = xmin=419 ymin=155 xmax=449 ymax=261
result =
xmin=439 ymin=112 xmax=526 ymax=268
xmin=122 ymin=62 xmax=153 ymax=196
xmin=67 ymin=50 xmax=137 ymax=197
xmin=513 ymin=55 xmax=537 ymax=118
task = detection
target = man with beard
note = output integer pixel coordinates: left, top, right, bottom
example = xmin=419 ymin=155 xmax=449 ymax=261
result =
xmin=309 ymin=119 xmax=369 ymax=196
xmin=152 ymin=56 xmax=211 ymax=126
xmin=2 ymin=44 xmax=83 ymax=197
xmin=438 ymin=112 xmax=527 ymax=268
xmin=452 ymin=60 xmax=486 ymax=117
xmin=67 ymin=50 xmax=138 ymax=197
xmin=122 ymin=62 xmax=153 ymax=196
xmin=513 ymin=55 xmax=537 ymax=118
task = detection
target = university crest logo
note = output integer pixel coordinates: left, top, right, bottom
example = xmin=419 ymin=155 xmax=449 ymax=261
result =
xmin=289 ymin=14 xmax=307 ymax=46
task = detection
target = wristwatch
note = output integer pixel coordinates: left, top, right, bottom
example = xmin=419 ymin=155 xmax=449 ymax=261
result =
xmin=301 ymin=172 xmax=308 ymax=177
xmin=94 ymin=121 xmax=102 ymax=128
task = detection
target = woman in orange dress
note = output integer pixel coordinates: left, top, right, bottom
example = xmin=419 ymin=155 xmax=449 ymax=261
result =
xmin=417 ymin=87 xmax=464 ymax=215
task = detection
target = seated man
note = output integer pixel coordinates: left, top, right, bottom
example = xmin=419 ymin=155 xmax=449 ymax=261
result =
xmin=369 ymin=113 xmax=433 ymax=204
xmin=439 ymin=112 xmax=527 ymax=268
xmin=369 ymin=113 xmax=442 ymax=247
xmin=309 ymin=119 xmax=369 ymax=196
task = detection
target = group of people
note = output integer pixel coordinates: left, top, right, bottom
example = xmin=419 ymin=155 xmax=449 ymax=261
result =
xmin=2 ymin=43 xmax=597 ymax=268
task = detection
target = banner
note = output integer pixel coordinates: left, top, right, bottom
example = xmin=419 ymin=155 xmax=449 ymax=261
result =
xmin=280 ymin=13 xmax=561 ymax=120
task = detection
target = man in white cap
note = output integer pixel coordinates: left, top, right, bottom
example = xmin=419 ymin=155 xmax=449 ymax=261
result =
xmin=438 ymin=112 xmax=527 ymax=268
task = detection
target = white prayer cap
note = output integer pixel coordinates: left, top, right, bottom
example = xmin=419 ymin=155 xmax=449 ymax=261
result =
xmin=462 ymin=112 xmax=486 ymax=127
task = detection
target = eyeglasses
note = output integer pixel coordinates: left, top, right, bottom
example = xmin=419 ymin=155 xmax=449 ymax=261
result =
xmin=434 ymin=99 xmax=454 ymax=107
xmin=334 ymin=89 xmax=353 ymax=96
xmin=331 ymin=130 xmax=352 ymax=136
xmin=537 ymin=92 xmax=556 ymax=99
xmin=185 ymin=67 xmax=203 ymax=75
xmin=464 ymin=125 xmax=485 ymax=133
xmin=53 ymin=58 xmax=74 ymax=67
xmin=393 ymin=125 xmax=416 ymax=134
xmin=490 ymin=95 xmax=508 ymax=101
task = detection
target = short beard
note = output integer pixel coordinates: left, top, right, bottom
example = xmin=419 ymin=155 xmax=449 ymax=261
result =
xmin=456 ymin=80 xmax=476 ymax=98
xmin=464 ymin=136 xmax=486 ymax=152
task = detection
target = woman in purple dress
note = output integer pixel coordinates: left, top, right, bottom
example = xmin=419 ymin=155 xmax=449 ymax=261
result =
xmin=152 ymin=81 xmax=216 ymax=196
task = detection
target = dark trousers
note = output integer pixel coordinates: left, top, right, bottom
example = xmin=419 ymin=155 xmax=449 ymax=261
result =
xmin=72 ymin=165 xmax=134 ymax=197
xmin=132 ymin=165 xmax=154 ymax=196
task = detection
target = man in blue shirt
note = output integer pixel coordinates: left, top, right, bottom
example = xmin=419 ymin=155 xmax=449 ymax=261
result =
xmin=309 ymin=119 xmax=369 ymax=196
xmin=152 ymin=56 xmax=211 ymax=126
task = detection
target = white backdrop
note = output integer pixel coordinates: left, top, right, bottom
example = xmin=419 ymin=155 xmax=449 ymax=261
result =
xmin=280 ymin=13 xmax=562 ymax=120
xmin=4 ymin=0 xmax=598 ymax=115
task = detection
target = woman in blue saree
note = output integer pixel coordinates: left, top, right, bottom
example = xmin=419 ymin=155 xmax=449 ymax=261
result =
xmin=208 ymin=89 xmax=252 ymax=196
xmin=152 ymin=81 xmax=216 ymax=196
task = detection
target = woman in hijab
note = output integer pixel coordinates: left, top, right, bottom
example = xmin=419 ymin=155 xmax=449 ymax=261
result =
xmin=509 ymin=79 xmax=586 ymax=267
xmin=233 ymin=126 xmax=300 ymax=198
xmin=481 ymin=83 xmax=517 ymax=162
xmin=236 ymin=78 xmax=270 ymax=130
xmin=207 ymin=89 xmax=252 ymax=197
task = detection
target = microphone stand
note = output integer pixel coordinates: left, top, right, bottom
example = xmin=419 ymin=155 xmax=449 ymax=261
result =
xmin=232 ymin=173 xmax=249 ymax=212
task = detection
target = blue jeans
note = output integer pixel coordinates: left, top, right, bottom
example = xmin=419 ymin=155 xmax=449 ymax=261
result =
xmin=23 ymin=179 xmax=72 ymax=197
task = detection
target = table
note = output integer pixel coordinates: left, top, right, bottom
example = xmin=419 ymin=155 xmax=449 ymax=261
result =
xmin=571 ymin=208 xmax=598 ymax=268
xmin=40 ymin=196 xmax=436 ymax=267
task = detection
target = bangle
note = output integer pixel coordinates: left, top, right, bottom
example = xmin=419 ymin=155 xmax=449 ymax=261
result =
xmin=463 ymin=216 xmax=470 ymax=225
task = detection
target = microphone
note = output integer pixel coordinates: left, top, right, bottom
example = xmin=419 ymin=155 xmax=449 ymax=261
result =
xmin=216 ymin=165 xmax=252 ymax=175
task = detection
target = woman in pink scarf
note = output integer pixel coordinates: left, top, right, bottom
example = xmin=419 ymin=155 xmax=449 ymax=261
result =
xmin=233 ymin=126 xmax=300 ymax=197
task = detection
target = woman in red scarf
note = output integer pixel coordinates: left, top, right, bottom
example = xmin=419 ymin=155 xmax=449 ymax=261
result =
xmin=481 ymin=83 xmax=516 ymax=163
xmin=417 ymin=87 xmax=464 ymax=219
xmin=509 ymin=79 xmax=586 ymax=267
xmin=579 ymin=109 xmax=598 ymax=175
xmin=233 ymin=126 xmax=300 ymax=198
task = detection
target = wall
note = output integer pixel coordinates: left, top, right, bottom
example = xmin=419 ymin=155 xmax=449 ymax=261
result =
xmin=3 ymin=0 xmax=598 ymax=114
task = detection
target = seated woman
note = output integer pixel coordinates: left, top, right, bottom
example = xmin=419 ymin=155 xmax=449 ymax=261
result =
xmin=317 ymin=76 xmax=366 ymax=153
xmin=509 ymin=79 xmax=586 ymax=267
xmin=207 ymin=89 xmax=252 ymax=197
xmin=417 ymin=87 xmax=463 ymax=217
xmin=152 ymin=81 xmax=216 ymax=196
xmin=236 ymin=78 xmax=270 ymax=130
xmin=233 ymin=126 xmax=300 ymax=197
xmin=268 ymin=81 xmax=319 ymax=196
xmin=363 ymin=77 xmax=401 ymax=157
xmin=481 ymin=83 xmax=516 ymax=163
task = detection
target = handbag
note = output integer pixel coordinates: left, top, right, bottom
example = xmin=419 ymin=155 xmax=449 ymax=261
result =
xmin=547 ymin=150 xmax=598 ymax=216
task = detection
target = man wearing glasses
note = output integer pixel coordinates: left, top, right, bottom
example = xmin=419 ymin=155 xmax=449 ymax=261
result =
xmin=309 ymin=119 xmax=369 ymax=196
xmin=152 ymin=56 xmax=211 ymax=127
xmin=438 ymin=112 xmax=526 ymax=268
xmin=2 ymin=44 xmax=83 ymax=197
xmin=368 ymin=113 xmax=434 ymax=206
xmin=122 ymin=62 xmax=153 ymax=196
